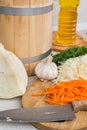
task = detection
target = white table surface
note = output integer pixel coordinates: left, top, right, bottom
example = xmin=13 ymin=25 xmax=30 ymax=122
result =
xmin=0 ymin=76 xmax=38 ymax=130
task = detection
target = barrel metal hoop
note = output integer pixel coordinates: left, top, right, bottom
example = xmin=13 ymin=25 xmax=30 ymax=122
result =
xmin=0 ymin=4 xmax=53 ymax=16
xmin=21 ymin=49 xmax=52 ymax=64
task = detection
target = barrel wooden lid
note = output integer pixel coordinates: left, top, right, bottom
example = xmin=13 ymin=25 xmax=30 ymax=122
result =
xmin=52 ymin=31 xmax=87 ymax=51
xmin=22 ymin=79 xmax=87 ymax=130
xmin=22 ymin=32 xmax=87 ymax=130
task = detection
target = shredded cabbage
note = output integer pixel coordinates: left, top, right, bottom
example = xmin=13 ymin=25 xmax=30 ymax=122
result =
xmin=56 ymin=54 xmax=87 ymax=82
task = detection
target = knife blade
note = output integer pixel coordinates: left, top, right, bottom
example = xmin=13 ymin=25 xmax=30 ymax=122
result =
xmin=0 ymin=104 xmax=75 ymax=123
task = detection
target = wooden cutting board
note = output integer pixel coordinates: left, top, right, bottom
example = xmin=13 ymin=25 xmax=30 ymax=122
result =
xmin=52 ymin=31 xmax=87 ymax=51
xmin=22 ymin=78 xmax=87 ymax=130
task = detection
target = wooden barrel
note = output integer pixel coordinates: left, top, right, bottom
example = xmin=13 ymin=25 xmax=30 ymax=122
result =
xmin=0 ymin=0 xmax=53 ymax=76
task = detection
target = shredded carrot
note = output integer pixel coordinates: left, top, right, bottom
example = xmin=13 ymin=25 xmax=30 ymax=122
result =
xmin=32 ymin=78 xmax=87 ymax=105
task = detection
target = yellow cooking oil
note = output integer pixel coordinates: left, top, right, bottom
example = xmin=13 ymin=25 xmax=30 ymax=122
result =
xmin=56 ymin=0 xmax=80 ymax=45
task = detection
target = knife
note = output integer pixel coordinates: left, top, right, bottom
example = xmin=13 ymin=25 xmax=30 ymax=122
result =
xmin=0 ymin=104 xmax=75 ymax=123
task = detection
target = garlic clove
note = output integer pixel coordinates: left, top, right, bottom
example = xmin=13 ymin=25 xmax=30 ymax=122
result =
xmin=35 ymin=57 xmax=58 ymax=82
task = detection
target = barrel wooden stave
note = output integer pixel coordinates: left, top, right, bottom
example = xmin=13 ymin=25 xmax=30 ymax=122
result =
xmin=0 ymin=0 xmax=53 ymax=75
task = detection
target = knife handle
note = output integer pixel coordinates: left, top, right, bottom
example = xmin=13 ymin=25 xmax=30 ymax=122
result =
xmin=72 ymin=100 xmax=87 ymax=112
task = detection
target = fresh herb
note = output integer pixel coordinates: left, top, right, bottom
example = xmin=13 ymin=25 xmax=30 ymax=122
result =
xmin=52 ymin=46 xmax=87 ymax=65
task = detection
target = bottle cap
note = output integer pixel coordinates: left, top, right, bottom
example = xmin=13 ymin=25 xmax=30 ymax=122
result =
xmin=59 ymin=0 xmax=80 ymax=8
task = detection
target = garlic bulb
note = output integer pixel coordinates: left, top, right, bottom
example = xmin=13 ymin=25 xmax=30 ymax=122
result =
xmin=35 ymin=56 xmax=58 ymax=82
